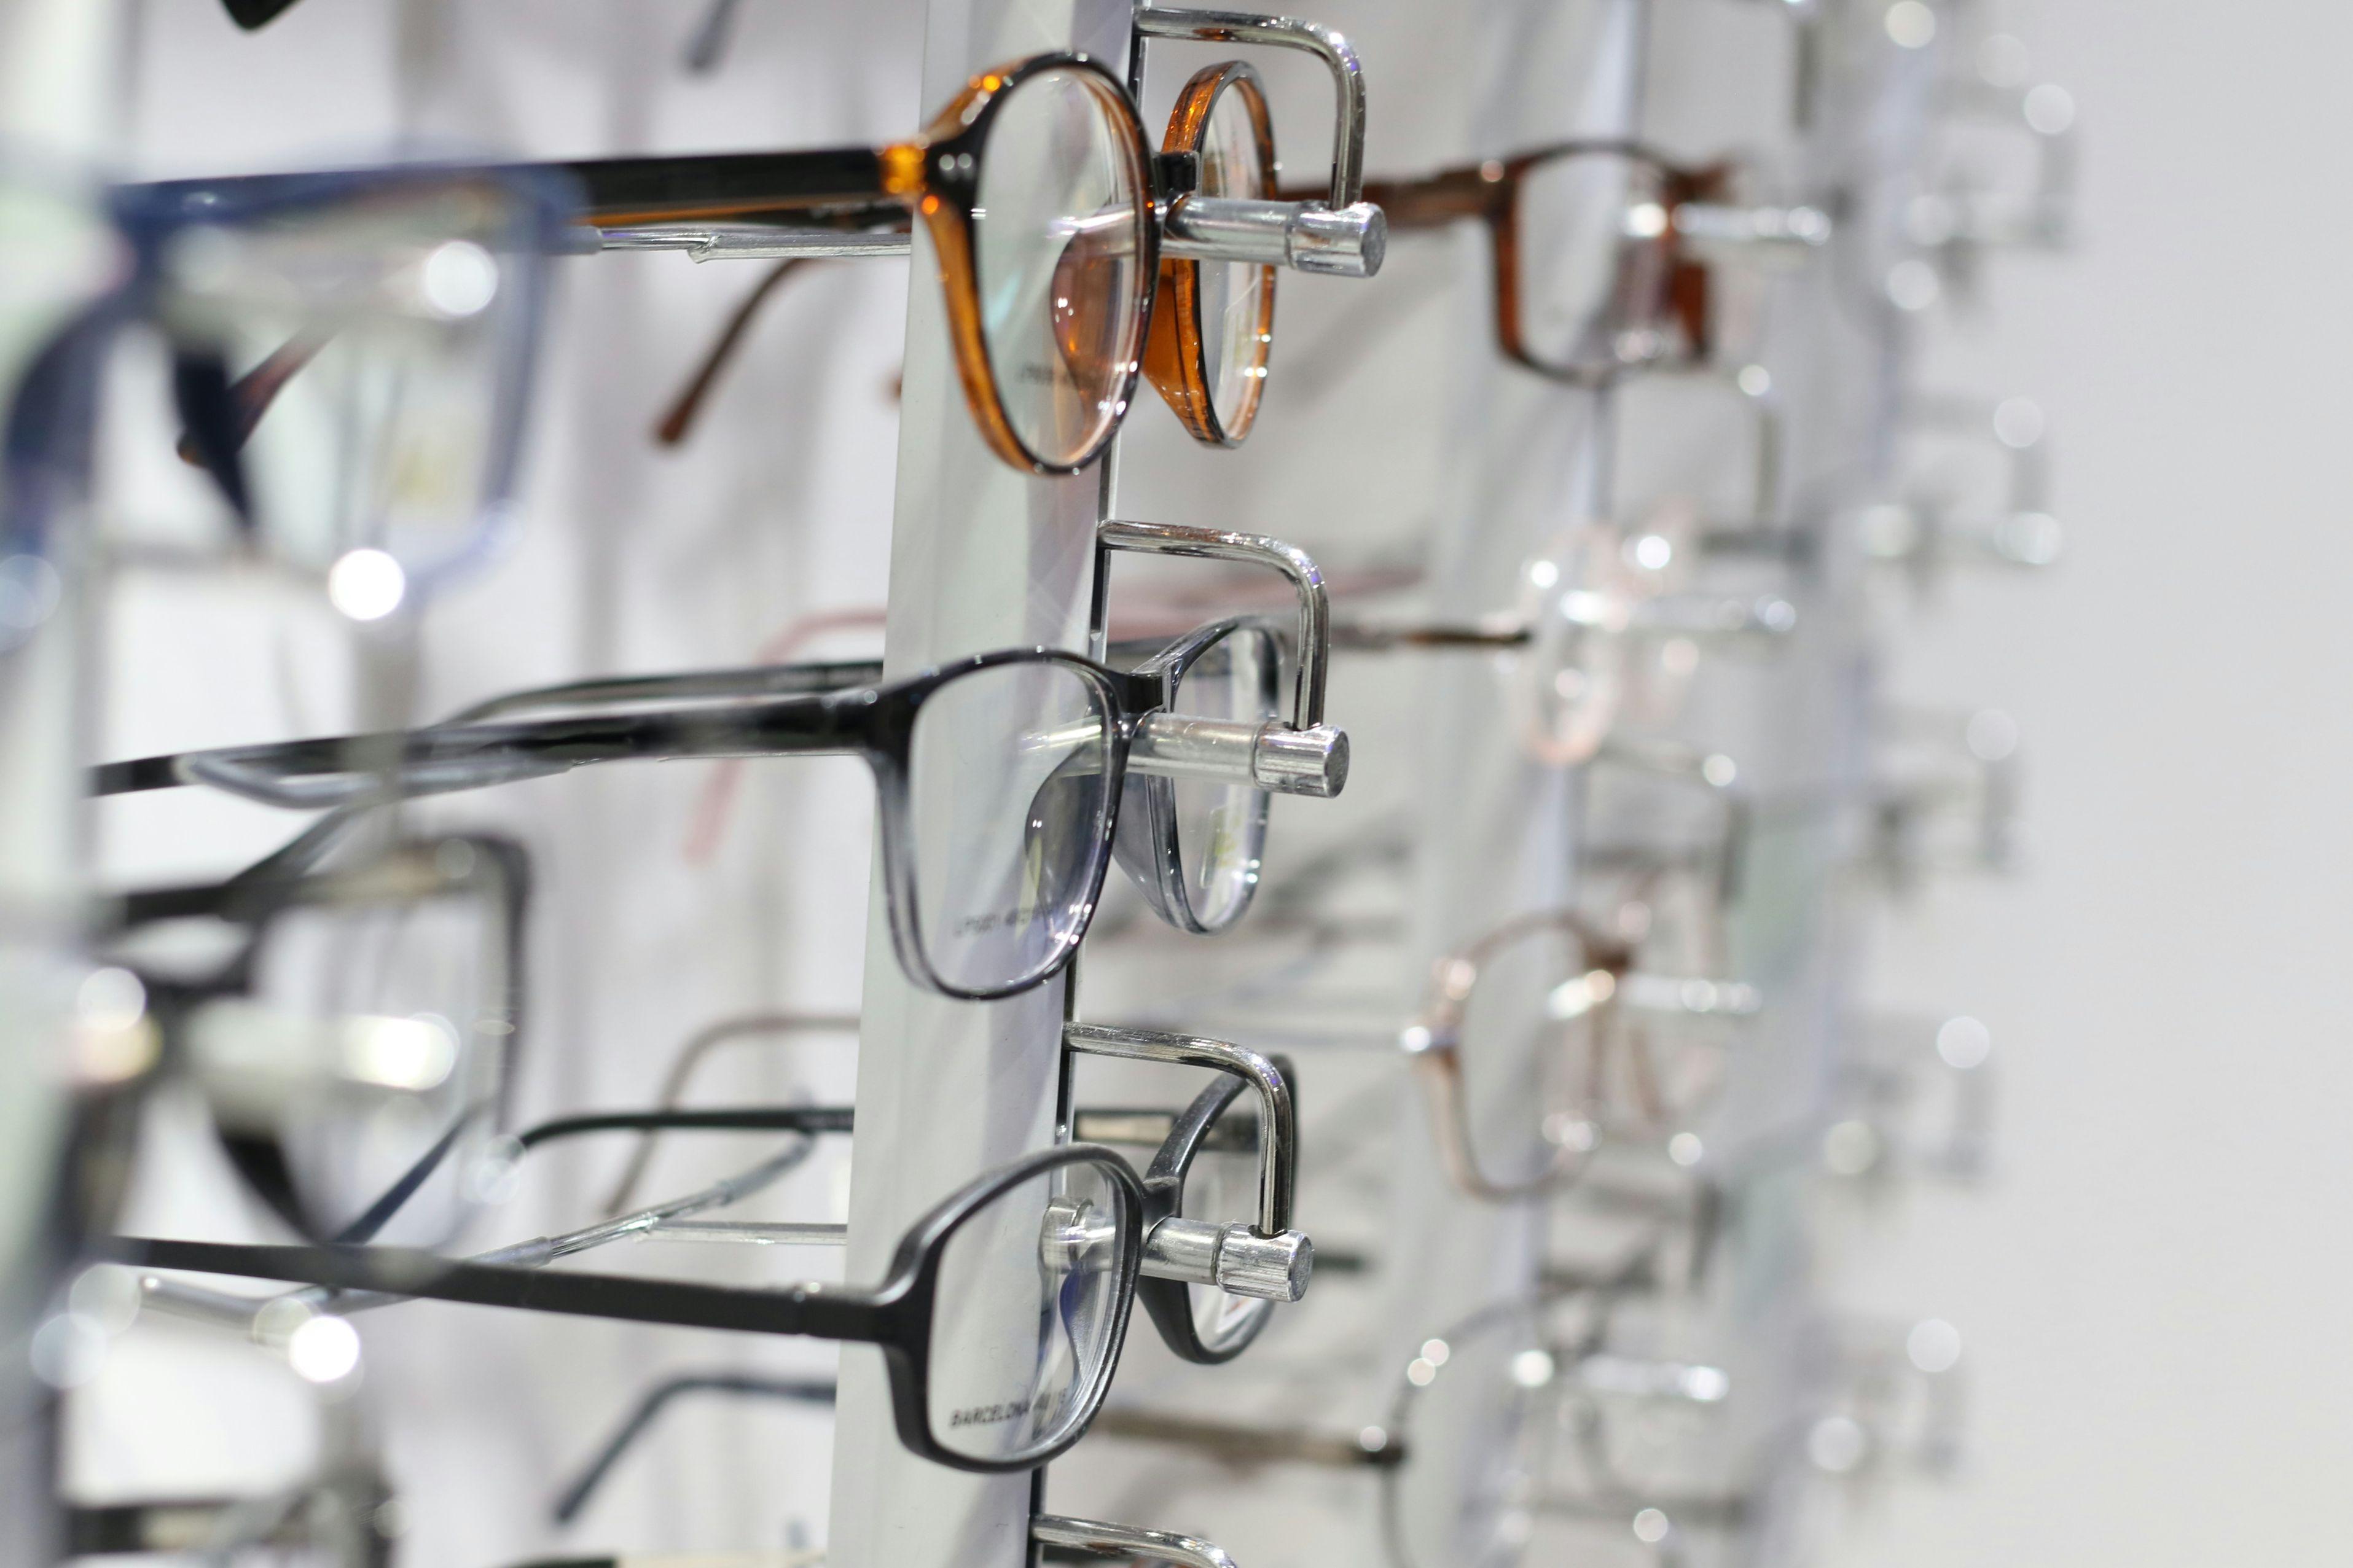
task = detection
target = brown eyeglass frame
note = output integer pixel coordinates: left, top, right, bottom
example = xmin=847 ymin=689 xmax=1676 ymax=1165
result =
xmin=557 ymin=52 xmax=1159 ymax=474
xmin=1345 ymin=142 xmax=1731 ymax=384
xmin=642 ymin=57 xmax=1285 ymax=457
xmin=1402 ymin=908 xmax=1635 ymax=1201
xmin=1143 ymin=61 xmax=1280 ymax=446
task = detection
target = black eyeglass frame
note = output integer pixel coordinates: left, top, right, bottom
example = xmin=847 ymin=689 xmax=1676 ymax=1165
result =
xmin=95 ymin=648 xmax=1143 ymax=1000
xmin=90 ymin=833 xmax=530 ymax=1247
xmin=107 ymin=1141 xmax=1145 ymax=1473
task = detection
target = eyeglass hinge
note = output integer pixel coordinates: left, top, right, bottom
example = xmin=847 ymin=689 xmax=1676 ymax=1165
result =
xmin=1155 ymin=149 xmax=1202 ymax=202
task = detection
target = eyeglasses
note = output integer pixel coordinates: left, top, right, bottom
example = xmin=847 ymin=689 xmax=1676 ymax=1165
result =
xmin=76 ymin=833 xmax=527 ymax=1254
xmin=93 ymin=614 xmax=1346 ymax=998
xmin=112 ymin=1139 xmax=1143 ymax=1472
xmin=510 ymin=1018 xmax=1307 ymax=1363
xmin=568 ymin=14 xmax=1380 ymax=472
xmin=544 ymin=1016 xmax=1306 ymax=1509
xmin=1400 ymin=908 xmax=1760 ymax=1202
xmin=1344 ymin=144 xmax=1826 ymax=383
xmin=123 ymin=1020 xmax=1299 ymax=1475
xmin=1333 ymin=522 xmax=1795 ymax=768
xmin=7 ymin=165 xmax=568 ymax=611
xmin=1379 ymin=1279 xmax=1736 ymax=1568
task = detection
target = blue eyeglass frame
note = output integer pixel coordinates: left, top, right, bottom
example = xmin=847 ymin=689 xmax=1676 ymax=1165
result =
xmin=2 ymin=157 xmax=578 ymax=599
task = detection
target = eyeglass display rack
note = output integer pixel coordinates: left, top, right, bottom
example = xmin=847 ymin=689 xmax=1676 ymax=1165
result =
xmin=829 ymin=0 xmax=1132 ymax=1562
xmin=0 ymin=0 xmax=2065 ymax=1564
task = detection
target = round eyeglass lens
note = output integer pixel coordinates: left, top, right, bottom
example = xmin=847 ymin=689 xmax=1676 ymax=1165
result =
xmin=1513 ymin=149 xmax=1675 ymax=378
xmin=906 ymin=658 xmax=1117 ymax=996
xmin=972 ymin=67 xmax=1150 ymax=467
xmin=1191 ymin=74 xmax=1275 ymax=435
xmin=927 ymin=1156 xmax=1131 ymax=1464
xmin=1167 ymin=625 xmax=1276 ymax=931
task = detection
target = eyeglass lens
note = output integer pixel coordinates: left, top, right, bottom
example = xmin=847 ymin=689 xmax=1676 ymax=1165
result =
xmin=972 ymin=67 xmax=1150 ymax=468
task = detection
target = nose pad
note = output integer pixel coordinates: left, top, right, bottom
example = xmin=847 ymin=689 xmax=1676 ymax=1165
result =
xmin=1050 ymin=225 xmax=1126 ymax=386
xmin=1018 ymin=743 xmax=1114 ymax=926
xmin=222 ymin=0 xmax=307 ymax=29
xmin=1110 ymin=773 xmax=1181 ymax=929
xmin=170 ymin=349 xmax=253 ymax=525
xmin=1038 ymin=1196 xmax=1121 ymax=1274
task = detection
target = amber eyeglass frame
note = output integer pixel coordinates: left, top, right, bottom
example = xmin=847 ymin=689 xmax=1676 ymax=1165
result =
xmin=563 ymin=53 xmax=1158 ymax=474
xmin=1144 ymin=61 xmax=1280 ymax=446
xmin=1355 ymin=141 xmax=1729 ymax=384
xmin=641 ymin=57 xmax=1285 ymax=458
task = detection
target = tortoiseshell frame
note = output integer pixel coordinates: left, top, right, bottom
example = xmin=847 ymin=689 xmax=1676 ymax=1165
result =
xmin=1145 ymin=63 xmax=1280 ymax=446
xmin=565 ymin=53 xmax=1159 ymax=474
xmin=1361 ymin=142 xmax=1730 ymax=384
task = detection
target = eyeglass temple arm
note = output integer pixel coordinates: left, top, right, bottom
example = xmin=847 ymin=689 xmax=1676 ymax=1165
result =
xmin=558 ymin=147 xmax=898 ymax=230
xmin=170 ymin=331 xmax=331 ymax=475
xmin=650 ymin=257 xmax=811 ymax=446
xmin=1033 ymin=1514 xmax=1242 ymax=1568
xmin=108 ymin=1235 xmax=892 ymax=1343
xmin=67 ymin=1481 xmax=393 ymax=1557
xmin=1346 ymin=168 xmax=1495 ymax=230
xmin=1135 ymin=9 xmax=1365 ymax=210
xmin=520 ymin=1106 xmax=853 ymax=1149
xmin=605 ymin=1012 xmax=862 ymax=1216
xmin=1090 ymin=1406 xmax=1405 ymax=1468
xmin=681 ymin=0 xmax=745 ymax=74
xmin=1073 ymin=1105 xmax=1259 ymax=1152
xmin=92 ymin=696 xmax=863 ymax=811
xmin=494 ymin=1518 xmax=1236 ymax=1568
xmin=442 ymin=658 xmax=887 ymax=726
xmin=139 ymin=1137 xmax=815 ymax=1333
xmin=552 ymin=1371 xmax=837 ymax=1525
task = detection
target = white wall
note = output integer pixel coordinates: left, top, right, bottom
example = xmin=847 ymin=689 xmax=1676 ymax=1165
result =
xmin=1841 ymin=2 xmax=2353 ymax=1561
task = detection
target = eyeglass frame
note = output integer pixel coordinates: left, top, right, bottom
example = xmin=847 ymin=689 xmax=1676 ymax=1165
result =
xmin=496 ymin=1018 xmax=1307 ymax=1359
xmin=1398 ymin=908 xmax=1761 ymax=1202
xmin=8 ymin=163 xmax=574 ymax=593
xmin=564 ymin=20 xmax=1379 ymax=473
xmin=1342 ymin=142 xmax=1825 ymax=384
xmin=106 ymin=1141 xmax=1145 ymax=1473
xmin=85 ymin=832 xmax=530 ymax=1248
